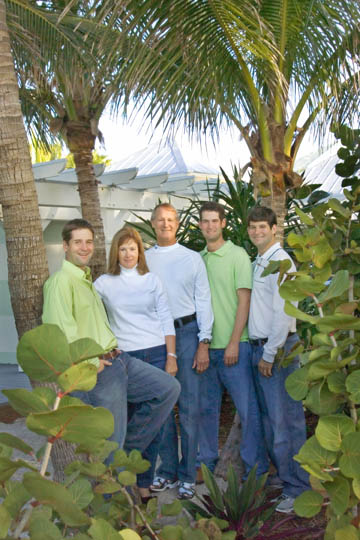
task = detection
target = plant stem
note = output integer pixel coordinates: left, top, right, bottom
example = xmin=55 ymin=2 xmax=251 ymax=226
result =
xmin=313 ymin=295 xmax=337 ymax=349
xmin=121 ymin=487 xmax=160 ymax=540
xmin=40 ymin=395 xmax=61 ymax=476
xmin=14 ymin=394 xmax=62 ymax=538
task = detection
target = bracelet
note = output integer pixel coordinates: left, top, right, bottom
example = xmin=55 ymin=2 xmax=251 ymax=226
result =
xmin=167 ymin=352 xmax=177 ymax=359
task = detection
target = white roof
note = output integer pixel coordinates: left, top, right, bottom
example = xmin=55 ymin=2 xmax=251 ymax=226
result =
xmin=108 ymin=140 xmax=219 ymax=176
xmin=303 ymin=144 xmax=343 ymax=195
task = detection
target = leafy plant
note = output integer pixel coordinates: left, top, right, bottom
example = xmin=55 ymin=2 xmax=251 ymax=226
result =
xmin=183 ymin=465 xmax=323 ymax=539
xmin=268 ymin=125 xmax=360 ymax=538
xmin=0 ymin=324 xmax=205 ymax=539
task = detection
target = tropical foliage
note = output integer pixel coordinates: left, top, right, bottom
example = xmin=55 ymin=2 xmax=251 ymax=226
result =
xmin=0 ymin=324 xmax=156 ymax=539
xmin=0 ymin=0 xmax=66 ymax=338
xmin=121 ymin=0 xmax=360 ymax=232
xmin=184 ymin=464 xmax=325 ymax=539
xmin=266 ymin=126 xmax=360 ymax=538
xmin=12 ymin=0 xmax=131 ymax=277
xmin=0 ymin=323 xmax=286 ymax=539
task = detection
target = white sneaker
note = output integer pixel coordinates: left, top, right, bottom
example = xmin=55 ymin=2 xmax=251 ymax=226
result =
xmin=274 ymin=494 xmax=295 ymax=514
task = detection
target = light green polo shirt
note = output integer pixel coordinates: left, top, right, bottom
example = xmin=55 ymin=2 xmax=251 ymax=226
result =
xmin=201 ymin=241 xmax=252 ymax=348
xmin=42 ymin=260 xmax=117 ymax=367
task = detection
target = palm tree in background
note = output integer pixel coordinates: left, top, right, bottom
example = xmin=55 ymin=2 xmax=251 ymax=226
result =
xmin=0 ymin=0 xmax=87 ymax=338
xmin=16 ymin=0 xmax=131 ymax=277
xmin=1 ymin=0 xmax=106 ymax=481
xmin=120 ymin=0 xmax=360 ymax=235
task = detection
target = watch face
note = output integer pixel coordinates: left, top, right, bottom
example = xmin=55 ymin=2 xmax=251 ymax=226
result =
xmin=201 ymin=338 xmax=211 ymax=344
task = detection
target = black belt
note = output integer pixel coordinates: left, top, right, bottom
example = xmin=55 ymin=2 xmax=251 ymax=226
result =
xmin=174 ymin=313 xmax=196 ymax=329
xmin=249 ymin=337 xmax=268 ymax=347
xmin=249 ymin=332 xmax=296 ymax=347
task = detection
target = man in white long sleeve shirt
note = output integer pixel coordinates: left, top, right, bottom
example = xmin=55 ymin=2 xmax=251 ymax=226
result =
xmin=146 ymin=203 xmax=214 ymax=500
xmin=247 ymin=207 xmax=309 ymax=514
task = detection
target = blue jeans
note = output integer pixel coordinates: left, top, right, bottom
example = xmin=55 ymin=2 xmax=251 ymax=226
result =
xmin=127 ymin=344 xmax=167 ymax=488
xmin=197 ymin=342 xmax=268 ymax=477
xmin=251 ymin=334 xmax=310 ymax=497
xmin=157 ymin=320 xmax=202 ymax=483
xmin=72 ymin=351 xmax=180 ymax=463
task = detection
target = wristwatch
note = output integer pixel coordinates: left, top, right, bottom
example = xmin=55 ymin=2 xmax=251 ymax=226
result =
xmin=200 ymin=338 xmax=211 ymax=344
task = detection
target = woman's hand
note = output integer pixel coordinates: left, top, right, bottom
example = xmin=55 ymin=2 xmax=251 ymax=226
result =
xmin=165 ymin=355 xmax=178 ymax=376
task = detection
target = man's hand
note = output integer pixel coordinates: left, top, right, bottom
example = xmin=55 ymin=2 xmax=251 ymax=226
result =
xmin=165 ymin=356 xmax=178 ymax=376
xmin=258 ymin=358 xmax=273 ymax=378
xmin=224 ymin=341 xmax=239 ymax=366
xmin=97 ymin=359 xmax=112 ymax=374
xmin=192 ymin=342 xmax=209 ymax=373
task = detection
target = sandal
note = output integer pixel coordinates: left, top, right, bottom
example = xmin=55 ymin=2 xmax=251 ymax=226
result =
xmin=149 ymin=476 xmax=178 ymax=492
xmin=177 ymin=481 xmax=195 ymax=500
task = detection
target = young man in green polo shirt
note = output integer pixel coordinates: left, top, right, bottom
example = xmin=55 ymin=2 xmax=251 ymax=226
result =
xmin=42 ymin=218 xmax=180 ymax=460
xmin=197 ymin=202 xmax=268 ymax=478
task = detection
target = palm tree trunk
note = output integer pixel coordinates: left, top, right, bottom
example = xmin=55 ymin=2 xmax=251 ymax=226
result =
xmin=215 ymin=413 xmax=244 ymax=481
xmin=66 ymin=124 xmax=107 ymax=279
xmin=262 ymin=187 xmax=286 ymax=245
xmin=0 ymin=0 xmax=78 ymax=480
xmin=0 ymin=0 xmax=48 ymax=337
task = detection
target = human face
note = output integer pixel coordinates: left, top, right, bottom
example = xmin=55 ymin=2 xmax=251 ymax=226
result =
xmin=151 ymin=207 xmax=179 ymax=246
xmin=199 ymin=211 xmax=226 ymax=244
xmin=118 ymin=239 xmax=139 ymax=269
xmin=248 ymin=220 xmax=277 ymax=254
xmin=63 ymin=228 xmax=94 ymax=269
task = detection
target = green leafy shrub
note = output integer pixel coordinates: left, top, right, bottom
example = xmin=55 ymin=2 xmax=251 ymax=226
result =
xmin=0 ymin=324 xmax=202 ymax=539
xmin=270 ymin=126 xmax=360 ymax=539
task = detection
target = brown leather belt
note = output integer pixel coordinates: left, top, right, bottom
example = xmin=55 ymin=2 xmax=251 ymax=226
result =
xmin=100 ymin=348 xmax=122 ymax=360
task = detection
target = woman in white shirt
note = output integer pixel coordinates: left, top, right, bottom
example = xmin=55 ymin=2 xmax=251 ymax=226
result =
xmin=94 ymin=226 xmax=176 ymax=502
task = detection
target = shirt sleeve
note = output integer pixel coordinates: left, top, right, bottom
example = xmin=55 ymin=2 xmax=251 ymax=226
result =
xmin=153 ymin=275 xmax=176 ymax=337
xmin=194 ymin=255 xmax=214 ymax=341
xmin=262 ymin=258 xmax=296 ymax=364
xmin=42 ymin=274 xmax=79 ymax=344
xmin=234 ymin=248 xmax=253 ymax=290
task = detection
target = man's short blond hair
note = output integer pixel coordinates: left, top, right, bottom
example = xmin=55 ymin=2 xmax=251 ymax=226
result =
xmin=151 ymin=202 xmax=179 ymax=221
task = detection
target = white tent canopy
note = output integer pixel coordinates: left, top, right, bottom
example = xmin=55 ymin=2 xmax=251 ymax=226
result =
xmin=303 ymin=143 xmax=344 ymax=198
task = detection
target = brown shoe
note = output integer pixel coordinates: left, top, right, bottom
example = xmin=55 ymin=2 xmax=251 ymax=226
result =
xmin=196 ymin=468 xmax=204 ymax=485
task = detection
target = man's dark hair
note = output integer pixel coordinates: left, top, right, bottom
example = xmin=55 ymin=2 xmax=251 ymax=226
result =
xmin=62 ymin=219 xmax=95 ymax=243
xmin=199 ymin=201 xmax=226 ymax=221
xmin=247 ymin=207 xmax=277 ymax=227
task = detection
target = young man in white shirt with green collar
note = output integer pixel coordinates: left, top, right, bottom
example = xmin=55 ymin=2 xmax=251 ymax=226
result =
xmin=247 ymin=206 xmax=309 ymax=514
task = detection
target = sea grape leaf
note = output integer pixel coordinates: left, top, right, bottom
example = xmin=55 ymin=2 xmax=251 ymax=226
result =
xmin=17 ymin=324 xmax=71 ymax=381
xmin=294 ymin=490 xmax=323 ymax=517
xmin=26 ymin=405 xmax=114 ymax=447
xmin=315 ymin=415 xmax=355 ymax=451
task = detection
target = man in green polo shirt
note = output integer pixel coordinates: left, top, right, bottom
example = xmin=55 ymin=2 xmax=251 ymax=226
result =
xmin=42 ymin=218 xmax=180 ymax=458
xmin=197 ymin=202 xmax=268 ymax=478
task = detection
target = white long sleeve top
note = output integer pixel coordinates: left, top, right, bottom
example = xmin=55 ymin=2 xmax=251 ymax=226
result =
xmin=94 ymin=266 xmax=175 ymax=352
xmin=145 ymin=243 xmax=213 ymax=341
xmin=248 ymin=242 xmax=297 ymax=364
